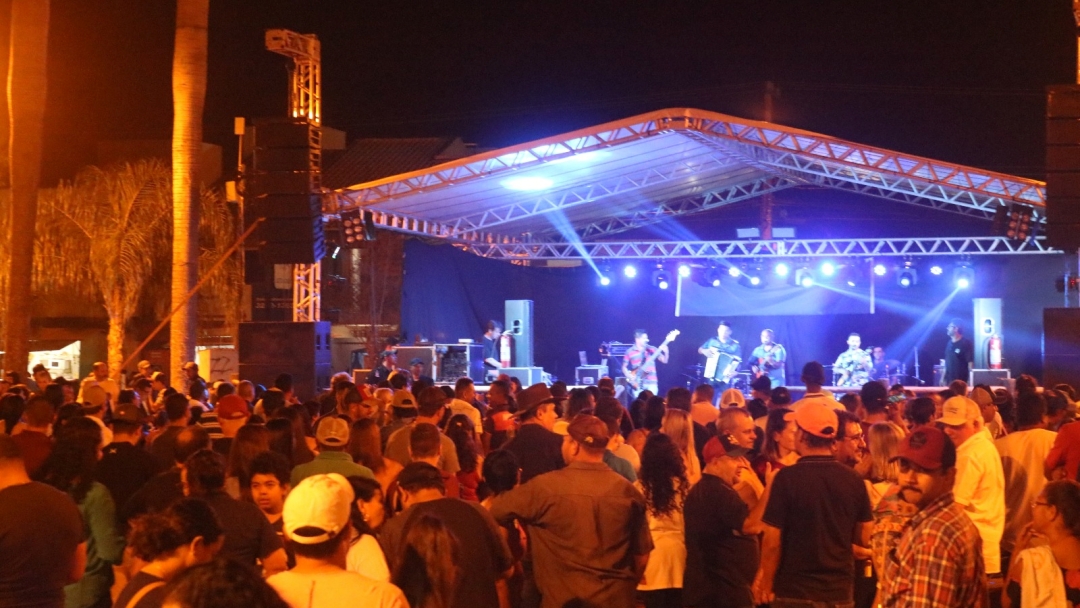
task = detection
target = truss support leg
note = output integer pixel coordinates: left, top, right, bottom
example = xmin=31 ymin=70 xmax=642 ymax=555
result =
xmin=293 ymin=262 xmax=321 ymax=322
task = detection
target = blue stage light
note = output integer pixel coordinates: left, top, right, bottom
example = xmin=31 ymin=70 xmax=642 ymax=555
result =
xmin=957 ymin=277 xmax=970 ymax=289
xmin=873 ymin=264 xmax=887 ymax=277
xmin=678 ymin=264 xmax=691 ymax=278
xmin=954 ymin=265 xmax=974 ymax=289
xmin=774 ymin=262 xmax=790 ymax=277
xmin=623 ymin=265 xmax=637 ymax=279
xmin=599 ymin=276 xmax=611 ymax=286
xmin=820 ymin=262 xmax=836 ymax=277
xmin=658 ymin=279 xmax=669 ymax=290
xmin=795 ymin=267 xmax=814 ymax=288
xmin=749 ymin=276 xmax=761 ymax=286
xmin=930 ymin=265 xmax=943 ymax=276
xmin=728 ymin=266 xmax=741 ymax=278
xmin=500 ymin=176 xmax=553 ymax=191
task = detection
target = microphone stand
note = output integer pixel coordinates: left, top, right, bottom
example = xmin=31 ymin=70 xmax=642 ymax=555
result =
xmin=913 ymin=346 xmax=924 ymax=385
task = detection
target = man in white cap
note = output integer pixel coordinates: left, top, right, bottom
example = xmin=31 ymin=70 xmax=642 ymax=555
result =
xmin=937 ymin=395 xmax=1005 ymax=576
xmin=291 ymin=416 xmax=374 ymax=487
xmin=268 ymin=473 xmax=407 ymax=608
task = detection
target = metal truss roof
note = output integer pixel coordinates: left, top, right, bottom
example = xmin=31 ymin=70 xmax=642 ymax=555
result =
xmin=331 ymin=107 xmax=1050 ymax=255
xmin=460 ymin=236 xmax=1058 ymax=261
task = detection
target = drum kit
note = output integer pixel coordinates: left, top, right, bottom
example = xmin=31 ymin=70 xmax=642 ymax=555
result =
xmin=827 ymin=360 xmax=919 ymax=387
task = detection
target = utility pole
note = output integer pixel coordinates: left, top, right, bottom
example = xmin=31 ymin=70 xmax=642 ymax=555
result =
xmin=760 ymin=81 xmax=778 ymax=239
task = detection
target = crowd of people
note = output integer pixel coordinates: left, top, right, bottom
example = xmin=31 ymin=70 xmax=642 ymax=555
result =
xmin=2 ymin=357 xmax=1080 ymax=608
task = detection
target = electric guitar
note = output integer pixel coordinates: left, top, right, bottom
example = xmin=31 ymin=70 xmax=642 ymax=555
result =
xmin=625 ymin=330 xmax=679 ymax=390
xmin=752 ymin=347 xmax=782 ymax=379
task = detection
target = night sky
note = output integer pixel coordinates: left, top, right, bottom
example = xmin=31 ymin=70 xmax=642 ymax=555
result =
xmin=30 ymin=0 xmax=1077 ymax=185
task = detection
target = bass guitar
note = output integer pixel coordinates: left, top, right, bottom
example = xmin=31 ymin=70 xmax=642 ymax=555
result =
xmin=625 ymin=330 xmax=679 ymax=391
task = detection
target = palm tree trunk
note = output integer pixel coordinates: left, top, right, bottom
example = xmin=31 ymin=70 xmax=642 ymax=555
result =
xmin=169 ymin=0 xmax=209 ymax=389
xmin=2 ymin=0 xmax=49 ymax=377
xmin=106 ymin=312 xmax=125 ymax=384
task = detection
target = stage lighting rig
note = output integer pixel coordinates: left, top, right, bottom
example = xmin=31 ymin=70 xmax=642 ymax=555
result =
xmin=703 ymin=266 xmax=723 ymax=287
xmin=652 ymin=268 xmax=672 ymax=290
xmin=678 ymin=264 xmax=692 ymax=278
xmin=728 ymin=266 xmax=741 ymax=278
xmin=930 ymin=265 xmax=944 ymax=276
xmin=623 ymin=264 xmax=637 ymax=279
xmin=599 ymin=276 xmax=611 ymax=286
xmin=838 ymin=264 xmax=862 ymax=288
xmin=774 ymin=262 xmax=790 ymax=277
xmin=873 ymin=263 xmax=888 ymax=277
xmin=897 ymin=263 xmax=917 ymax=288
xmin=795 ymin=267 xmax=814 ymax=288
xmin=954 ymin=264 xmax=974 ymax=289
xmin=820 ymin=261 xmax=837 ymax=277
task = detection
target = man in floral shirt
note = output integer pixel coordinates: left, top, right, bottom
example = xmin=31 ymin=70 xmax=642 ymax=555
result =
xmin=883 ymin=426 xmax=987 ymax=607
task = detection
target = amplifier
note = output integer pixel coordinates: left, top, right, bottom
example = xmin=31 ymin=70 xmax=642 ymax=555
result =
xmin=396 ymin=346 xmax=437 ymax=379
xmin=971 ymin=369 xmax=1010 ymax=387
xmin=502 ymin=367 xmax=545 ymax=387
xmin=436 ymin=344 xmax=484 ymax=383
xmin=575 ymin=365 xmax=608 ymax=386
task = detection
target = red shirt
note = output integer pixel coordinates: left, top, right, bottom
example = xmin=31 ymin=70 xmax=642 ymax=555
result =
xmin=1046 ymin=420 xmax=1080 ymax=480
xmin=11 ymin=430 xmax=52 ymax=476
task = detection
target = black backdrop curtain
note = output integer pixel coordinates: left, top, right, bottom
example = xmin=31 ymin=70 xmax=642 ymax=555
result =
xmin=401 ymin=239 xmax=1068 ymax=390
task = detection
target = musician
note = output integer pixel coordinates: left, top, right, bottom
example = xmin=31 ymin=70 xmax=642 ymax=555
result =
xmin=943 ymin=319 xmax=974 ymax=384
xmin=832 ymin=333 xmax=872 ymax=387
xmin=698 ymin=321 xmax=741 ymax=392
xmin=621 ymin=329 xmax=670 ymax=397
xmin=869 ymin=346 xmax=888 ymax=380
xmin=749 ymin=329 xmax=786 ymax=389
xmin=482 ymin=320 xmax=503 ymax=379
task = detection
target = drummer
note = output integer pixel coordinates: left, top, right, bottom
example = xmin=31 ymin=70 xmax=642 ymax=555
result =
xmin=870 ymin=346 xmax=889 ymax=380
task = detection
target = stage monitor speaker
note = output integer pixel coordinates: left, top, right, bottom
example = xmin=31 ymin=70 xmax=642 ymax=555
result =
xmin=502 ymin=366 xmax=544 ymax=387
xmin=238 ymin=321 xmax=332 ymax=398
xmin=973 ymin=298 xmax=1003 ymax=369
xmin=1043 ymin=308 xmax=1080 ymax=388
xmin=575 ymin=365 xmax=608 ymax=386
xmin=505 ymin=300 xmax=534 ymax=367
xmin=1046 ymin=85 xmax=1080 ymax=250
xmin=970 ymin=369 xmax=1010 ymax=387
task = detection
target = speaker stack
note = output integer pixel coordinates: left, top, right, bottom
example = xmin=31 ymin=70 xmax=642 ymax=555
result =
xmin=1046 ymin=85 xmax=1080 ymax=251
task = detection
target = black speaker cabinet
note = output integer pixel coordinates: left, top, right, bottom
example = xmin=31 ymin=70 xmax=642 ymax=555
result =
xmin=1043 ymin=308 xmax=1080 ymax=388
xmin=238 ymin=321 xmax=332 ymax=398
xmin=1046 ymin=85 xmax=1080 ymax=250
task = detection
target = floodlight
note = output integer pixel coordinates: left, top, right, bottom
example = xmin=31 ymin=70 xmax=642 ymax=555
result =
xmin=795 ymin=267 xmax=814 ymax=288
xmin=678 ymin=264 xmax=691 ymax=278
xmin=728 ymin=266 xmax=741 ymax=278
xmin=930 ymin=265 xmax=943 ymax=276
xmin=820 ymin=261 xmax=836 ymax=277
xmin=703 ymin=266 xmax=723 ymax=287
xmin=954 ymin=264 xmax=974 ymax=289
xmin=873 ymin=264 xmax=887 ymax=277
xmin=599 ymin=276 xmax=611 ymax=286
xmin=652 ymin=268 xmax=673 ymax=290
xmin=623 ymin=265 xmax=637 ymax=279
xmin=774 ymin=262 xmax=790 ymax=277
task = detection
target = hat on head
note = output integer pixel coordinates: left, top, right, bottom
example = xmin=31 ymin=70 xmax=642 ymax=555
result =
xmin=408 ymin=357 xmax=424 ymax=366
xmin=151 ymin=371 xmax=167 ymax=384
xmin=566 ymin=414 xmax=609 ymax=448
xmin=282 ymin=473 xmax=354 ymax=544
xmin=182 ymin=361 xmax=198 ymax=371
xmin=112 ymin=402 xmax=146 ymax=424
xmin=702 ymin=434 xmax=749 ymax=461
xmin=82 ymin=385 xmax=108 ymax=408
xmin=514 ymin=383 xmax=557 ymax=417
xmin=216 ymin=395 xmax=250 ymax=421
xmin=137 ymin=360 xmax=151 ymax=370
xmin=938 ymin=396 xmax=980 ymax=426
xmin=392 ymin=389 xmax=417 ymax=410
xmin=315 ymin=416 xmax=350 ymax=447
xmin=784 ymin=402 xmax=838 ymax=439
xmin=892 ymin=425 xmax=953 ymax=471
xmin=720 ymin=388 xmax=746 ymax=408
xmin=970 ymin=387 xmax=993 ymax=409
xmin=750 ymin=375 xmax=772 ymax=394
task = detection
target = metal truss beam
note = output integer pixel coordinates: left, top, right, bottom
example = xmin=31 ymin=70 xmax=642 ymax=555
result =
xmin=444 ymin=154 xmax=743 ymax=237
xmin=292 ymin=261 xmax=321 ymax=322
xmin=326 ymin=194 xmax=520 ymax=244
xmin=340 ymin=119 xmax=677 ymax=206
xmin=462 ymin=236 xmax=1059 ymax=261
xmin=571 ymin=175 xmax=795 ymax=239
xmin=681 ymin=115 xmax=1045 ymax=210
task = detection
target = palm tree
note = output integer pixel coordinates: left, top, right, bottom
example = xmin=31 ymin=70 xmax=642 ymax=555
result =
xmin=36 ymin=161 xmax=172 ymax=378
xmin=170 ymin=0 xmax=210 ymax=389
xmin=2 ymin=0 xmax=50 ymax=376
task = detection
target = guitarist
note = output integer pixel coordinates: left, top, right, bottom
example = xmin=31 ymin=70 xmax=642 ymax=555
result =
xmin=750 ymin=329 xmax=787 ymax=389
xmin=698 ymin=321 xmax=742 ymax=397
xmin=621 ymin=329 xmax=671 ymax=398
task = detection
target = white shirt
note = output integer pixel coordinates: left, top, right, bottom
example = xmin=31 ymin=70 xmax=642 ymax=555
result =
xmin=76 ymin=377 xmax=119 ymax=403
xmin=995 ymin=428 xmax=1057 ymax=554
xmin=448 ymin=398 xmax=483 ymax=434
xmin=346 ymin=534 xmax=391 ymax=582
xmin=690 ymin=400 xmax=717 ymax=427
xmin=267 ymin=568 xmax=407 ymax=608
xmin=954 ymin=429 xmax=1006 ymax=574
xmin=87 ymin=415 xmax=113 ymax=448
xmin=634 ymin=481 xmax=686 ymax=591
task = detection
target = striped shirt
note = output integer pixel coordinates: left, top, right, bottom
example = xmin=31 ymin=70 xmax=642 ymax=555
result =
xmin=882 ymin=492 xmax=987 ymax=608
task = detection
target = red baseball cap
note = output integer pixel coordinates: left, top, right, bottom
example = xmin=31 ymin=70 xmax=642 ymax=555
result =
xmin=702 ymin=434 xmax=749 ymax=462
xmin=892 ymin=425 xmax=954 ymax=471
xmin=216 ymin=394 xmax=251 ymax=421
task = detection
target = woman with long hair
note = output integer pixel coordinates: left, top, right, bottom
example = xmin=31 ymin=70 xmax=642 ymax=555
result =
xmin=1004 ymin=480 xmax=1080 ymax=607
xmin=752 ymin=408 xmax=798 ymax=482
xmin=392 ymin=513 xmax=461 ymax=608
xmin=224 ymin=425 xmax=270 ymax=500
xmin=635 ymin=433 xmax=689 ymax=608
xmin=345 ymin=476 xmax=391 ymax=582
xmin=865 ymin=421 xmax=913 ymax=601
xmin=660 ymin=408 xmax=701 ymax=486
xmin=113 ymin=499 xmax=224 ymax=608
xmin=265 ymin=418 xmax=296 ymax=470
xmin=270 ymin=406 xmax=316 ymax=462
xmin=36 ymin=417 xmax=123 ymax=608
xmin=347 ymin=418 xmax=403 ymax=494
xmin=445 ymin=414 xmax=483 ymax=501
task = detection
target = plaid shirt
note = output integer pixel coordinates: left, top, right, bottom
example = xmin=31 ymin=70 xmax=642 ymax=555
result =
xmin=882 ymin=492 xmax=988 ymax=608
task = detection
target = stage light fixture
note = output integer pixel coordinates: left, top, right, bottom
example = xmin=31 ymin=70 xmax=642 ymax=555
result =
xmin=774 ymin=262 xmax=790 ymax=277
xmin=728 ymin=266 xmax=741 ymax=278
xmin=873 ymin=263 xmax=888 ymax=277
xmin=820 ymin=261 xmax=836 ymax=277
xmin=749 ymin=276 xmax=761 ymax=286
xmin=954 ymin=265 xmax=974 ymax=290
xmin=897 ymin=264 xmax=917 ymax=288
xmin=652 ymin=268 xmax=672 ymax=290
xmin=930 ymin=265 xmax=944 ymax=276
xmin=599 ymin=276 xmax=611 ymax=286
xmin=623 ymin=264 xmax=637 ymax=279
xmin=678 ymin=264 xmax=692 ymax=278
xmin=501 ymin=176 xmax=553 ymax=191
xmin=703 ymin=266 xmax=723 ymax=287
xmin=795 ymin=267 xmax=814 ymax=288
xmin=838 ymin=264 xmax=862 ymax=288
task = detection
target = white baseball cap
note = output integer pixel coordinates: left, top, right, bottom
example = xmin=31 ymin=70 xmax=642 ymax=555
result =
xmin=282 ymin=473 xmax=354 ymax=544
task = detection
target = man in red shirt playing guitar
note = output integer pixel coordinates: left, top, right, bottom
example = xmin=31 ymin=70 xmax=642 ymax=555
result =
xmin=622 ymin=329 xmax=678 ymax=398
